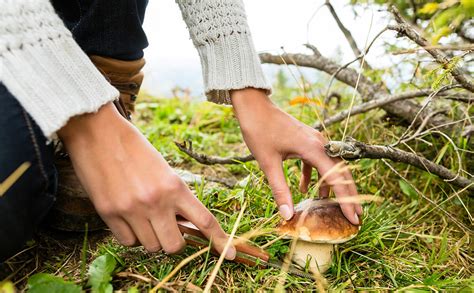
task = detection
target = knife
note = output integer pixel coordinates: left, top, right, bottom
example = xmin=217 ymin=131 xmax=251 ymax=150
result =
xmin=176 ymin=218 xmax=315 ymax=279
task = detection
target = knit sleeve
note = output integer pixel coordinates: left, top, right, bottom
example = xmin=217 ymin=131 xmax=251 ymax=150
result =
xmin=176 ymin=0 xmax=272 ymax=104
xmin=0 ymin=0 xmax=119 ymax=139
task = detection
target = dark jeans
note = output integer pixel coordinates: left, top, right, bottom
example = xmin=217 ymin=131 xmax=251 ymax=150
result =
xmin=51 ymin=0 xmax=149 ymax=60
xmin=0 ymin=84 xmax=57 ymax=262
xmin=0 ymin=0 xmax=148 ymax=262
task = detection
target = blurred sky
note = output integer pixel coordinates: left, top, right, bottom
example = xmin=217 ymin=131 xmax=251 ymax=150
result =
xmin=141 ymin=0 xmax=392 ymax=97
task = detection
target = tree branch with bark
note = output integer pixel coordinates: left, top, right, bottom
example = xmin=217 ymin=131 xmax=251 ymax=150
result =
xmin=324 ymin=137 xmax=474 ymax=194
xmin=259 ymin=50 xmax=463 ymax=136
xmin=387 ymin=6 xmax=474 ymax=93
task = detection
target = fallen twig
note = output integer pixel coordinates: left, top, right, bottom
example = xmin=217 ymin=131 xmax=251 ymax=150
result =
xmin=175 ymin=141 xmax=253 ymax=165
xmin=324 ymin=137 xmax=474 ymax=194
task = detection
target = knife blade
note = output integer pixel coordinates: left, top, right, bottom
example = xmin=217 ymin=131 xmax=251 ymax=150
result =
xmin=177 ymin=218 xmax=315 ymax=280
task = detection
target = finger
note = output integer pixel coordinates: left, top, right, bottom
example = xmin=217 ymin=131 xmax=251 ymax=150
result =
xmin=178 ymin=194 xmax=236 ymax=260
xmin=260 ymin=159 xmax=293 ymax=220
xmin=126 ymin=217 xmax=161 ymax=252
xmin=151 ymin=213 xmax=185 ymax=254
xmin=317 ymin=171 xmax=330 ymax=198
xmin=299 ymin=162 xmax=312 ymax=193
xmin=343 ymin=169 xmax=363 ymax=216
xmin=331 ymin=181 xmax=359 ymax=225
xmin=305 ymin=155 xmax=359 ymax=225
xmin=101 ymin=216 xmax=138 ymax=247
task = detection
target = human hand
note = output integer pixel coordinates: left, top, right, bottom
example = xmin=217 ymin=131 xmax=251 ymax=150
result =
xmin=231 ymin=88 xmax=362 ymax=224
xmin=58 ymin=103 xmax=235 ymax=258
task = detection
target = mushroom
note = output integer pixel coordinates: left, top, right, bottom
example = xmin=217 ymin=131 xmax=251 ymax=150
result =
xmin=277 ymin=198 xmax=360 ymax=273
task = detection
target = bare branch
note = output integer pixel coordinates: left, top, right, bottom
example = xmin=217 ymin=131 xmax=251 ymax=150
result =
xmin=326 ymin=92 xmax=342 ymax=110
xmin=260 ymin=52 xmax=377 ymax=98
xmin=445 ymin=95 xmax=474 ymax=103
xmin=303 ymin=43 xmax=321 ymax=56
xmin=324 ymin=137 xmax=474 ymax=194
xmin=175 ymin=141 xmax=254 ymax=165
xmin=322 ymin=27 xmax=389 ymax=118
xmin=392 ymin=44 xmax=474 ymax=55
xmin=314 ymin=86 xmax=459 ymax=130
xmin=260 ymin=51 xmax=458 ymax=133
xmin=324 ymin=0 xmax=371 ymax=70
xmin=176 ymin=135 xmax=474 ymax=194
xmin=388 ymin=6 xmax=474 ymax=93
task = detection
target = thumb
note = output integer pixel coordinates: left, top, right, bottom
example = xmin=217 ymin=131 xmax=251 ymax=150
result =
xmin=260 ymin=159 xmax=294 ymax=220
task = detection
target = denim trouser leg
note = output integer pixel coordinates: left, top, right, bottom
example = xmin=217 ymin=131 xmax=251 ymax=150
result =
xmin=0 ymin=83 xmax=57 ymax=262
xmin=51 ymin=0 xmax=149 ymax=61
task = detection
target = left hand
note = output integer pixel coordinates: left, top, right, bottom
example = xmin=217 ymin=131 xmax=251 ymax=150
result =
xmin=231 ymin=88 xmax=362 ymax=225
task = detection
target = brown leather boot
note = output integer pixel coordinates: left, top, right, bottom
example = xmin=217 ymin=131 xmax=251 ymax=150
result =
xmin=89 ymin=55 xmax=145 ymax=120
xmin=47 ymin=56 xmax=145 ymax=232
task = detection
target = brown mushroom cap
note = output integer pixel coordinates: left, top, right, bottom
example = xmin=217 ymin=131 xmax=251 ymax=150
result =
xmin=277 ymin=198 xmax=360 ymax=244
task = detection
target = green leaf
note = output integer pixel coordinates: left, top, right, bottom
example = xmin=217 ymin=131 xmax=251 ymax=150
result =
xmin=87 ymin=254 xmax=117 ymax=293
xmin=27 ymin=273 xmax=82 ymax=293
xmin=399 ymin=180 xmax=418 ymax=199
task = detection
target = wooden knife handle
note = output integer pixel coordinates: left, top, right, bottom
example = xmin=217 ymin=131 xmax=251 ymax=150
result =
xmin=177 ymin=219 xmax=270 ymax=266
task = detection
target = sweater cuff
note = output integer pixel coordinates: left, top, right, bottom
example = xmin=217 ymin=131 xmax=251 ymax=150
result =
xmin=1 ymin=0 xmax=119 ymax=139
xmin=1 ymin=36 xmax=119 ymax=139
xmin=196 ymin=33 xmax=272 ymax=105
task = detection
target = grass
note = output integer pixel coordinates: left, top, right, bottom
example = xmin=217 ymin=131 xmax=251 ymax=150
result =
xmin=1 ymin=76 xmax=473 ymax=291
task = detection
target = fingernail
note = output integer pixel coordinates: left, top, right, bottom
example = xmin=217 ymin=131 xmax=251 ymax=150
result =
xmin=225 ymin=246 xmax=236 ymax=260
xmin=354 ymin=213 xmax=359 ymax=225
xmin=279 ymin=204 xmax=293 ymax=220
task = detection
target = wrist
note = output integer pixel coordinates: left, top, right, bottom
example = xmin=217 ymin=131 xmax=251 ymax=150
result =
xmin=58 ymin=102 xmax=126 ymax=146
xmin=230 ymin=88 xmax=276 ymax=118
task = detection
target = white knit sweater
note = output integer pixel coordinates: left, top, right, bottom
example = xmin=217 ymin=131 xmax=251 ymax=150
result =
xmin=0 ymin=0 xmax=271 ymax=138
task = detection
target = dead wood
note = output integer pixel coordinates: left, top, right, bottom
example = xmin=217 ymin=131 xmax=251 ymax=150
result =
xmin=259 ymin=51 xmax=457 ymax=134
xmin=324 ymin=137 xmax=474 ymax=194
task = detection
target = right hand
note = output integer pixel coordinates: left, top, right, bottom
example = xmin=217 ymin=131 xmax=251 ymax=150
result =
xmin=58 ymin=103 xmax=236 ymax=259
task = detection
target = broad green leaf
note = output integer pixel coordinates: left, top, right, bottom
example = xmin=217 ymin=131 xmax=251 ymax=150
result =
xmin=27 ymin=273 xmax=82 ymax=293
xmin=87 ymin=254 xmax=117 ymax=293
xmin=399 ymin=180 xmax=418 ymax=199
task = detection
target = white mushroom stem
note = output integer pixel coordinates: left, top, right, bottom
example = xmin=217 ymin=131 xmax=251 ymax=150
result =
xmin=292 ymin=241 xmax=334 ymax=273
